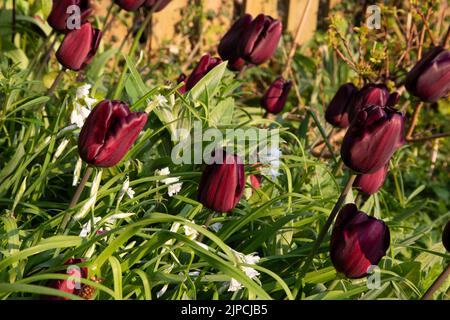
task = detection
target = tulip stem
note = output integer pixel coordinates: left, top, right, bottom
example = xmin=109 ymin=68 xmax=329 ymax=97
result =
xmin=59 ymin=167 xmax=93 ymax=233
xmin=47 ymin=68 xmax=65 ymax=97
xmin=421 ymin=263 xmax=450 ymax=300
xmin=282 ymin=0 xmax=312 ymax=78
xmin=407 ymin=131 xmax=450 ymax=143
xmin=101 ymin=3 xmax=116 ymax=35
xmin=197 ymin=212 xmax=215 ymax=243
xmin=292 ymin=173 xmax=357 ymax=299
xmin=113 ymin=10 xmax=154 ymax=100
xmin=406 ymin=102 xmax=423 ymax=140
xmin=12 ymin=0 xmax=16 ymax=42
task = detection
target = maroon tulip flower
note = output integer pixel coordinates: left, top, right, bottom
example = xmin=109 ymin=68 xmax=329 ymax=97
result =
xmin=78 ymin=100 xmax=148 ymax=168
xmin=47 ymin=0 xmax=92 ymax=33
xmin=177 ymin=73 xmax=187 ymax=94
xmin=325 ymin=83 xmax=358 ymax=128
xmin=405 ymin=46 xmax=450 ymax=102
xmin=45 ymin=258 xmax=88 ymax=300
xmin=348 ymin=83 xmax=390 ymax=123
xmin=56 ymin=22 xmax=102 ymax=71
xmin=261 ymin=77 xmax=292 ymax=114
xmin=185 ymin=54 xmax=222 ymax=92
xmin=144 ymin=0 xmax=172 ymax=12
xmin=341 ymin=105 xmax=405 ymax=174
xmin=443 ymin=221 xmax=450 ymax=253
xmin=238 ymin=14 xmax=282 ymax=65
xmin=353 ymin=164 xmax=389 ymax=195
xmin=218 ymin=14 xmax=253 ymax=71
xmin=250 ymin=174 xmax=262 ymax=190
xmin=330 ymin=203 xmax=390 ymax=279
xmin=114 ymin=0 xmax=145 ymax=11
xmin=198 ymin=151 xmax=246 ymax=213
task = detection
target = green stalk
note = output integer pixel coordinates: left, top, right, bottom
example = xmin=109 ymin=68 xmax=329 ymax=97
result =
xmin=421 ymin=263 xmax=450 ymax=300
xmin=292 ymin=173 xmax=357 ymax=299
xmin=112 ymin=11 xmax=154 ymax=100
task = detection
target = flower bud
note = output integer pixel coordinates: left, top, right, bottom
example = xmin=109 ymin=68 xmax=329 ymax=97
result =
xmin=218 ymin=14 xmax=253 ymax=71
xmin=114 ymin=0 xmax=145 ymax=11
xmin=348 ymin=83 xmax=390 ymax=123
xmin=144 ymin=0 xmax=172 ymax=12
xmin=47 ymin=0 xmax=92 ymax=33
xmin=45 ymin=258 xmax=88 ymax=300
xmin=56 ymin=22 xmax=102 ymax=71
xmin=443 ymin=221 xmax=450 ymax=253
xmin=405 ymin=46 xmax=450 ymax=102
xmin=325 ymin=83 xmax=358 ymax=128
xmin=238 ymin=14 xmax=282 ymax=65
xmin=198 ymin=151 xmax=246 ymax=212
xmin=330 ymin=204 xmax=390 ymax=278
xmin=261 ymin=77 xmax=292 ymax=114
xmin=78 ymin=100 xmax=147 ymax=167
xmin=341 ymin=105 xmax=405 ymax=173
xmin=185 ymin=54 xmax=222 ymax=91
xmin=353 ymin=164 xmax=389 ymax=195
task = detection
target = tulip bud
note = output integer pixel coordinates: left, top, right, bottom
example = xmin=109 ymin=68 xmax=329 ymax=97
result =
xmin=177 ymin=73 xmax=187 ymax=94
xmin=45 ymin=258 xmax=88 ymax=300
xmin=443 ymin=221 xmax=450 ymax=253
xmin=341 ymin=105 xmax=405 ymax=173
xmin=250 ymin=174 xmax=262 ymax=189
xmin=47 ymin=0 xmax=92 ymax=33
xmin=218 ymin=14 xmax=253 ymax=71
xmin=405 ymin=46 xmax=450 ymax=102
xmin=353 ymin=164 xmax=389 ymax=195
xmin=78 ymin=100 xmax=148 ymax=167
xmin=238 ymin=14 xmax=282 ymax=65
xmin=114 ymin=0 xmax=145 ymax=11
xmin=261 ymin=77 xmax=292 ymax=114
xmin=330 ymin=204 xmax=390 ymax=278
xmin=56 ymin=22 xmax=102 ymax=71
xmin=348 ymin=83 xmax=390 ymax=123
xmin=144 ymin=0 xmax=172 ymax=12
xmin=325 ymin=83 xmax=358 ymax=128
xmin=198 ymin=151 xmax=246 ymax=212
xmin=185 ymin=54 xmax=222 ymax=91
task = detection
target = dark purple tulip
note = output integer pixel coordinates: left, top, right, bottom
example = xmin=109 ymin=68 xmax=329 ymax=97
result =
xmin=218 ymin=14 xmax=253 ymax=71
xmin=353 ymin=164 xmax=389 ymax=195
xmin=405 ymin=46 xmax=450 ymax=102
xmin=115 ymin=0 xmax=145 ymax=11
xmin=45 ymin=258 xmax=88 ymax=300
xmin=198 ymin=151 xmax=245 ymax=213
xmin=56 ymin=22 xmax=102 ymax=71
xmin=47 ymin=0 xmax=92 ymax=33
xmin=348 ymin=83 xmax=390 ymax=123
xmin=185 ymin=54 xmax=222 ymax=91
xmin=443 ymin=221 xmax=450 ymax=253
xmin=144 ymin=0 xmax=172 ymax=12
xmin=330 ymin=203 xmax=390 ymax=279
xmin=386 ymin=92 xmax=400 ymax=107
xmin=325 ymin=83 xmax=358 ymax=128
xmin=78 ymin=100 xmax=148 ymax=168
xmin=261 ymin=77 xmax=292 ymax=114
xmin=238 ymin=14 xmax=282 ymax=65
xmin=341 ymin=105 xmax=405 ymax=174
xmin=177 ymin=73 xmax=187 ymax=94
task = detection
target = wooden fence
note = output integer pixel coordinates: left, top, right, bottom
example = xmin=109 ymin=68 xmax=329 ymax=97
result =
xmin=92 ymin=0 xmax=331 ymax=51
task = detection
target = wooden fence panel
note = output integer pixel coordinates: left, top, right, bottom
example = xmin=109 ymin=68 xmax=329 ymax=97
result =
xmin=286 ymin=0 xmax=320 ymax=45
xmin=151 ymin=0 xmax=189 ymax=49
xmin=244 ymin=0 xmax=279 ymax=18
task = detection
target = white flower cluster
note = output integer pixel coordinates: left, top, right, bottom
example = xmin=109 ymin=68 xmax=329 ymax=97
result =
xmin=228 ymin=249 xmax=261 ymax=292
xmin=70 ymin=84 xmax=97 ymax=128
xmin=155 ymin=167 xmax=183 ymax=197
xmin=259 ymin=147 xmax=282 ymax=180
